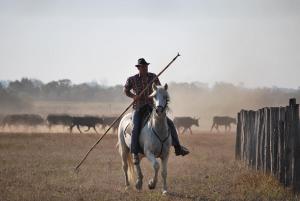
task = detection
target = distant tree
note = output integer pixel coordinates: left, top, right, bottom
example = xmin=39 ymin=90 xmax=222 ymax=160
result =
xmin=7 ymin=78 xmax=41 ymax=97
xmin=58 ymin=79 xmax=72 ymax=88
xmin=0 ymin=85 xmax=32 ymax=112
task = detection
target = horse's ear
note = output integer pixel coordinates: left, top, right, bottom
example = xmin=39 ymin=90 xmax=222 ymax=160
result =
xmin=152 ymin=82 xmax=157 ymax=91
xmin=164 ymin=83 xmax=168 ymax=90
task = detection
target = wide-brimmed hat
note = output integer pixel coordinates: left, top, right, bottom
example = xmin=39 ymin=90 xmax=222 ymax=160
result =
xmin=135 ymin=58 xmax=150 ymax=67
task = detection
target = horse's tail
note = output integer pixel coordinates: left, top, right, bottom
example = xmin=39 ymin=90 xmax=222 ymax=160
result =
xmin=127 ymin=153 xmax=136 ymax=184
xmin=117 ymin=115 xmax=136 ymax=185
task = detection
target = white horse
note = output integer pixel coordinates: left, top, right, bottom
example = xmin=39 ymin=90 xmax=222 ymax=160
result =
xmin=117 ymin=83 xmax=171 ymax=194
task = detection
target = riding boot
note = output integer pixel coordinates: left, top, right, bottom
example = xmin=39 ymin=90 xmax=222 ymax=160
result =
xmin=174 ymin=145 xmax=190 ymax=156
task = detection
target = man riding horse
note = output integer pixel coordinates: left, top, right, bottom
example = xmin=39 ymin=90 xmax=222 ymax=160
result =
xmin=124 ymin=58 xmax=189 ymax=164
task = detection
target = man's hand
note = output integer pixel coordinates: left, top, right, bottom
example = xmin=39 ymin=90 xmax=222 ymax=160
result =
xmin=133 ymin=95 xmax=140 ymax=102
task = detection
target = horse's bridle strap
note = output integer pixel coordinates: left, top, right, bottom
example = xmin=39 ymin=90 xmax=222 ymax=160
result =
xmin=153 ymin=102 xmax=168 ymax=113
xmin=151 ymin=127 xmax=170 ymax=157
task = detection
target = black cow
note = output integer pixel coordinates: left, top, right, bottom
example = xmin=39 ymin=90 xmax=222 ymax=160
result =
xmin=1 ymin=114 xmax=45 ymax=128
xmin=101 ymin=116 xmax=121 ymax=134
xmin=173 ymin=116 xmax=199 ymax=135
xmin=46 ymin=114 xmax=72 ymax=130
xmin=211 ymin=116 xmax=236 ymax=133
xmin=70 ymin=116 xmax=103 ymax=133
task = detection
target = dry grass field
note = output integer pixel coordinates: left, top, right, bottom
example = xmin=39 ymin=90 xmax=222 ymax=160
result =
xmin=0 ymin=132 xmax=298 ymax=201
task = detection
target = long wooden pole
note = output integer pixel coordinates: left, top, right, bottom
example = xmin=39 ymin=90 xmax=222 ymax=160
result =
xmin=74 ymin=53 xmax=181 ymax=171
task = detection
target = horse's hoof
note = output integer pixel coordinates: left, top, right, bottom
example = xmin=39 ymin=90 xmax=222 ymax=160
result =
xmin=135 ymin=180 xmax=143 ymax=190
xmin=125 ymin=186 xmax=130 ymax=191
xmin=162 ymin=190 xmax=168 ymax=195
xmin=148 ymin=179 xmax=156 ymax=190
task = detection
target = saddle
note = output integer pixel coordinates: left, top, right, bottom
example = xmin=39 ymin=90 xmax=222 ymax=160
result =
xmin=124 ymin=111 xmax=151 ymax=137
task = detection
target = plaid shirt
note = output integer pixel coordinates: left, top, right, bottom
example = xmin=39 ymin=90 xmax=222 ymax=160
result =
xmin=124 ymin=72 xmax=161 ymax=109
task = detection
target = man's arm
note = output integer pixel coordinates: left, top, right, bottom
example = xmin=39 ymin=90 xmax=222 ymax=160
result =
xmin=124 ymin=88 xmax=140 ymax=101
xmin=123 ymin=88 xmax=135 ymax=99
xmin=124 ymin=77 xmax=139 ymax=101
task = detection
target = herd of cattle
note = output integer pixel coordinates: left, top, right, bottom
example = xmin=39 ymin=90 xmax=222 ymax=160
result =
xmin=0 ymin=114 xmax=119 ymax=133
xmin=0 ymin=114 xmax=236 ymax=134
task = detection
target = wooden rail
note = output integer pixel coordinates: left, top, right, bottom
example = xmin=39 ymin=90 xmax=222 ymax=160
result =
xmin=235 ymin=98 xmax=300 ymax=191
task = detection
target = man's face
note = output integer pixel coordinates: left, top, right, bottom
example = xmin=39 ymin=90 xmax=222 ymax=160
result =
xmin=137 ymin=64 xmax=148 ymax=75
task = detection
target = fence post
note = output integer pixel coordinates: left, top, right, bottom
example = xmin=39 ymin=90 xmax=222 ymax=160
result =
xmin=250 ymin=111 xmax=256 ymax=168
xmin=285 ymin=101 xmax=294 ymax=186
xmin=290 ymin=98 xmax=300 ymax=192
xmin=235 ymin=112 xmax=241 ymax=160
xmin=278 ymin=118 xmax=285 ymax=184
xmin=256 ymin=109 xmax=264 ymax=170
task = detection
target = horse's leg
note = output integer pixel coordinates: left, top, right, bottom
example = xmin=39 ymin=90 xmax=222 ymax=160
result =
xmin=182 ymin=128 xmax=187 ymax=135
xmin=161 ymin=156 xmax=169 ymax=194
xmin=121 ymin=148 xmax=130 ymax=189
xmin=134 ymin=158 xmax=143 ymax=190
xmin=146 ymin=152 xmax=159 ymax=190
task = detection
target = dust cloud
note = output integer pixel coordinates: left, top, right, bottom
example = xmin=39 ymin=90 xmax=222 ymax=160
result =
xmin=1 ymin=79 xmax=299 ymax=131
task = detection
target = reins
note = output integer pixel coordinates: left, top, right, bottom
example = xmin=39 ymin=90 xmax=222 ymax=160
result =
xmin=150 ymin=110 xmax=170 ymax=157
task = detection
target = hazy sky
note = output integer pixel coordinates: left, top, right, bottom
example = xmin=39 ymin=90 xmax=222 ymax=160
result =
xmin=0 ymin=0 xmax=299 ymax=88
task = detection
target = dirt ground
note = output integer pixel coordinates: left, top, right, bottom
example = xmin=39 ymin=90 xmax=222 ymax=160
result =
xmin=0 ymin=132 xmax=298 ymax=201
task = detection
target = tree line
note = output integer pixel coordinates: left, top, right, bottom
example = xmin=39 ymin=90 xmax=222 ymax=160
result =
xmin=0 ymin=78 xmax=126 ymax=102
xmin=1 ymin=78 xmax=300 ymax=118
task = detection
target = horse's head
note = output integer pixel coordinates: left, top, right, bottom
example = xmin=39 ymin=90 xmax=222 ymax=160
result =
xmin=149 ymin=83 xmax=170 ymax=116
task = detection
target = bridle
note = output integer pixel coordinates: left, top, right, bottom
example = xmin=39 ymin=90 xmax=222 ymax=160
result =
xmin=150 ymin=109 xmax=170 ymax=157
xmin=152 ymin=96 xmax=169 ymax=114
xmin=153 ymin=103 xmax=168 ymax=114
xmin=150 ymin=96 xmax=170 ymax=157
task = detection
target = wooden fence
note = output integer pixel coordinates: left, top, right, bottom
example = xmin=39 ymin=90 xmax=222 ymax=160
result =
xmin=235 ymin=98 xmax=300 ymax=191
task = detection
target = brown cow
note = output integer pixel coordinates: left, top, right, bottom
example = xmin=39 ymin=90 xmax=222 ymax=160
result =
xmin=211 ymin=116 xmax=236 ymax=133
xmin=173 ymin=116 xmax=199 ymax=134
